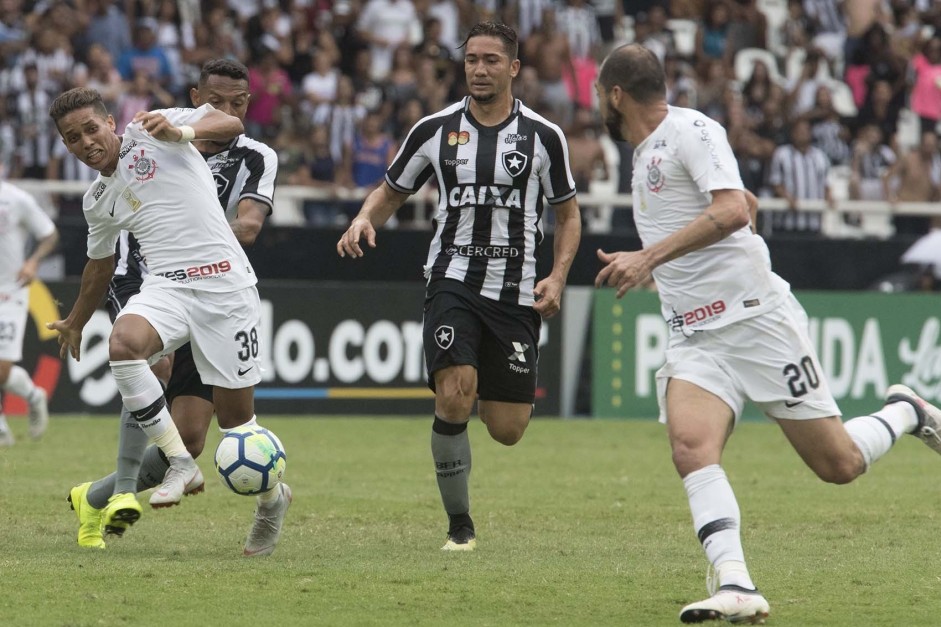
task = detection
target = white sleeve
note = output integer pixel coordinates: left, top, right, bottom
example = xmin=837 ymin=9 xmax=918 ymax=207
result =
xmin=18 ymin=188 xmax=56 ymax=239
xmin=85 ymin=216 xmax=118 ymax=260
xmin=677 ymin=117 xmax=744 ymax=193
xmin=152 ymin=103 xmax=215 ymax=127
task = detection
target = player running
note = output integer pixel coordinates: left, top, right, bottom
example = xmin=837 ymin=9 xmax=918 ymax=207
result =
xmin=0 ymin=180 xmax=57 ymax=446
xmin=338 ymin=22 xmax=581 ymax=551
xmin=48 ymin=83 xmax=284 ymax=554
xmin=594 ymin=43 xmax=941 ymax=624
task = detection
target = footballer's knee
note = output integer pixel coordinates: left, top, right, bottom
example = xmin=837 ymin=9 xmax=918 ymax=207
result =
xmin=670 ymin=439 xmax=719 ymax=478
xmin=109 ymin=327 xmax=153 ymax=361
xmin=485 ymin=420 xmax=526 ymax=446
xmin=434 ymin=372 xmax=476 ymax=420
xmin=0 ymin=361 xmax=11 ymax=385
xmin=811 ymin=452 xmax=864 ymax=485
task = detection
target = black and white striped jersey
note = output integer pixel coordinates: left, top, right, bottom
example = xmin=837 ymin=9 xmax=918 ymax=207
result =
xmin=107 ymin=134 xmax=277 ymax=304
xmin=386 ymin=97 xmax=576 ymax=307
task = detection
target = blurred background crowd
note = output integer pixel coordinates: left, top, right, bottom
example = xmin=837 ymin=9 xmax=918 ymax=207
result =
xmin=2 ymin=0 xmax=941 ymax=237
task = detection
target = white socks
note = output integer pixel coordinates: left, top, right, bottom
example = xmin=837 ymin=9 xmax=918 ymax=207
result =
xmin=684 ymin=464 xmax=756 ymax=591
xmin=1 ymin=365 xmax=39 ymax=400
xmin=220 ymin=415 xmax=258 ymax=434
xmin=110 ymin=360 xmax=190 ymax=460
xmin=845 ymin=402 xmax=918 ymax=469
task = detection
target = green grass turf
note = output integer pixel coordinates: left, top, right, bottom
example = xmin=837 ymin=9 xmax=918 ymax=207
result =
xmin=1 ymin=416 xmax=940 ymax=626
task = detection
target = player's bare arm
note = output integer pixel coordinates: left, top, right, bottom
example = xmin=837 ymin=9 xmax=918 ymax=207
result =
xmin=17 ymin=228 xmax=59 ymax=286
xmin=46 ymin=255 xmax=114 ymax=360
xmin=230 ymin=198 xmax=268 ymax=247
xmin=534 ymin=197 xmax=581 ymax=319
xmin=132 ymin=108 xmax=243 ymax=144
xmin=337 ymin=182 xmax=410 ymax=258
xmin=596 ymin=189 xmax=749 ymax=298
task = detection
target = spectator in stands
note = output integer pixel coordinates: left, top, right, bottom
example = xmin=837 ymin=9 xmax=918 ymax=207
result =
xmin=742 ymin=60 xmax=785 ymax=123
xmin=81 ymin=0 xmax=131 ymax=63
xmin=557 ymin=0 xmax=601 ymax=112
xmin=788 ymin=48 xmax=829 ymax=115
xmin=591 ymin=0 xmax=623 ymax=50
xmin=426 ymin=0 xmax=461 ymax=52
xmin=695 ymin=0 xmax=732 ymax=68
xmin=849 ymin=124 xmax=895 ymax=207
xmin=414 ymin=16 xmax=455 ymax=83
xmin=696 ymin=58 xmax=731 ymax=122
xmin=523 ymin=6 xmax=576 ymax=127
xmin=727 ymin=94 xmax=776 ymax=196
xmin=83 ymin=43 xmax=123 ymax=111
xmin=727 ymin=0 xmax=768 ymax=53
xmin=844 ymin=0 xmax=884 ymax=64
xmin=782 ymin=0 xmax=814 ymax=50
xmin=329 ymin=0 xmax=369 ymax=77
xmin=636 ymin=6 xmax=677 ymax=61
xmin=888 ymin=130 xmax=941 ymax=234
xmin=345 ymin=110 xmax=397 ymax=192
xmin=910 ymin=36 xmax=941 ymax=134
xmin=114 ymin=69 xmax=175 ymax=132
xmin=804 ymin=0 xmax=846 ymax=60
xmin=190 ymin=4 xmax=245 ymax=65
xmin=18 ymin=27 xmax=73 ymax=94
xmin=301 ymin=46 xmax=341 ymax=114
xmin=153 ymin=0 xmax=195 ymax=89
xmin=312 ymin=75 xmax=366 ymax=165
xmin=803 ymin=84 xmax=851 ymax=166
xmin=10 ymin=63 xmax=54 ymax=180
xmin=245 ymin=1 xmax=293 ymax=67
xmin=290 ymin=126 xmax=342 ymax=226
xmin=664 ymin=54 xmax=698 ymax=107
xmin=566 ymin=107 xmax=608 ymax=194
xmin=246 ymin=49 xmax=294 ymax=142
xmin=356 ymin=0 xmax=420 ymax=81
xmin=116 ymin=18 xmax=174 ymax=91
xmin=383 ymin=44 xmax=420 ymax=115
xmin=769 ymin=118 xmax=832 ymax=234
xmin=855 ymin=79 xmax=901 ymax=147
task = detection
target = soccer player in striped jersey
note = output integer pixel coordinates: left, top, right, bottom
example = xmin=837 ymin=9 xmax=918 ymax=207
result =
xmin=338 ymin=21 xmax=582 ymax=551
xmin=594 ymin=44 xmax=941 ymax=624
xmin=55 ymin=60 xmax=287 ymax=556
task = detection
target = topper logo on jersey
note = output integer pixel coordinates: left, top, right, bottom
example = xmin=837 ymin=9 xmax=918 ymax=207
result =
xmin=502 ymin=150 xmax=528 ymax=178
xmin=448 ymin=184 xmax=522 ymax=209
xmin=448 ymin=131 xmax=470 ymax=146
xmin=434 ymin=325 xmax=454 ymax=350
xmin=128 ymin=149 xmax=158 ymax=182
xmin=646 ymin=156 xmax=665 ymax=192
xmin=508 ymin=341 xmax=531 ymax=374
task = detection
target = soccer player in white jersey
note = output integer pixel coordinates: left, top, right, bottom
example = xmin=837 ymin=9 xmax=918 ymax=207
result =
xmin=47 ymin=87 xmax=280 ymax=552
xmin=593 ymin=44 xmax=941 ymax=624
xmin=0 ymin=180 xmax=57 ymax=446
xmin=68 ymin=60 xmax=287 ymax=556
xmin=338 ymin=22 xmax=581 ymax=551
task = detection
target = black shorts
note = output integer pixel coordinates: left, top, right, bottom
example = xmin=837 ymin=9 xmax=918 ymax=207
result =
xmin=165 ymin=342 xmax=213 ymax=405
xmin=105 ymin=286 xmax=138 ymax=324
xmin=423 ymin=279 xmax=540 ymax=404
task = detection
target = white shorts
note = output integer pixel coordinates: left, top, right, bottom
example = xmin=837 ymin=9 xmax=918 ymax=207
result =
xmin=116 ymin=282 xmax=262 ymax=389
xmin=656 ymin=294 xmax=841 ymax=423
xmin=0 ymin=287 xmax=28 ymax=362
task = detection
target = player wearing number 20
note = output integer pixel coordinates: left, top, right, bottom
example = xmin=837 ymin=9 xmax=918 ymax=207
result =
xmin=593 ymin=44 xmax=941 ymax=624
xmin=47 ymin=87 xmax=282 ymax=551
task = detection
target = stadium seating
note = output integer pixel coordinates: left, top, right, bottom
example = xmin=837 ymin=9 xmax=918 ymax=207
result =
xmin=734 ymin=47 xmax=786 ymax=86
xmin=666 ymin=19 xmax=698 ymax=58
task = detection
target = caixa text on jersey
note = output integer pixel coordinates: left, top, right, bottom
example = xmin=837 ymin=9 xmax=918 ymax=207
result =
xmin=154 ymin=260 xmax=232 ymax=282
xmin=448 ymin=184 xmax=522 ymax=209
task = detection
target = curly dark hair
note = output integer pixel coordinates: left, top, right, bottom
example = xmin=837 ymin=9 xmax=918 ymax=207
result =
xmin=199 ymin=58 xmax=249 ymax=86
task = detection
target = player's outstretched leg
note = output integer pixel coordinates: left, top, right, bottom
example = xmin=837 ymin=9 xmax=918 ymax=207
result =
xmin=243 ymin=482 xmax=292 ymax=557
xmin=431 ymin=416 xmax=476 ymax=551
xmin=0 ymin=411 xmax=13 ymax=447
xmin=68 ymin=482 xmax=106 ymax=549
xmin=886 ymin=384 xmax=941 ymax=454
xmin=0 ymin=365 xmax=48 ymax=440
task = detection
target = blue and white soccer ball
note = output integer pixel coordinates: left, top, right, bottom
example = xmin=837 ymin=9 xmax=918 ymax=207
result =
xmin=214 ymin=424 xmax=287 ymax=495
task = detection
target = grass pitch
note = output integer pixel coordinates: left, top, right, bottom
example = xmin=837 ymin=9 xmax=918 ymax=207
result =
xmin=1 ymin=415 xmax=940 ymax=626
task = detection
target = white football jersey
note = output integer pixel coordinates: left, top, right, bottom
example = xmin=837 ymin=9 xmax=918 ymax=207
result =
xmin=0 ymin=181 xmax=56 ymax=293
xmin=83 ymin=104 xmax=255 ymax=293
xmin=631 ymin=106 xmax=789 ymax=331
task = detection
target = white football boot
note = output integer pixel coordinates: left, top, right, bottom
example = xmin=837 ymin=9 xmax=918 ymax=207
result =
xmin=680 ymin=585 xmax=770 ymax=624
xmin=885 ymin=384 xmax=941 ymax=454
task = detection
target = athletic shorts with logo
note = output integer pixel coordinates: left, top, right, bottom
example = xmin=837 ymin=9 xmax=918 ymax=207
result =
xmin=423 ymin=279 xmax=540 ymax=404
xmin=656 ymin=293 xmax=840 ymax=422
xmin=0 ymin=287 xmax=29 ymax=362
xmin=115 ymin=281 xmax=262 ymax=389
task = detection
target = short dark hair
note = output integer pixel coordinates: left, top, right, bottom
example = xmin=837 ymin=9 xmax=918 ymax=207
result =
xmin=49 ymin=87 xmax=109 ymax=126
xmin=199 ymin=58 xmax=249 ymax=86
xmin=598 ymin=44 xmax=666 ymax=105
xmin=460 ymin=21 xmax=518 ymax=60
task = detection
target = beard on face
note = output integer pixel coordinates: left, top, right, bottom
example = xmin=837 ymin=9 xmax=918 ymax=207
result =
xmin=603 ymin=103 xmax=626 ymax=142
xmin=470 ymin=90 xmax=496 ymax=103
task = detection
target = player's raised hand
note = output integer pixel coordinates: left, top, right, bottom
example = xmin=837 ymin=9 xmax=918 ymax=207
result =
xmin=46 ymin=320 xmax=82 ymax=361
xmin=595 ymin=248 xmax=652 ymax=298
xmin=337 ymin=216 xmax=377 ymax=258
xmin=533 ymin=275 xmax=564 ymax=319
xmin=132 ymin=111 xmax=182 ymax=142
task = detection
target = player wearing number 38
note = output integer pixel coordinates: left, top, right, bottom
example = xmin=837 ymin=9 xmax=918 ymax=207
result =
xmin=593 ymin=43 xmax=941 ymax=624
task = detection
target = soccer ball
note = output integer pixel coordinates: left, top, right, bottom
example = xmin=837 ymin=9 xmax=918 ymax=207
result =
xmin=214 ymin=424 xmax=287 ymax=495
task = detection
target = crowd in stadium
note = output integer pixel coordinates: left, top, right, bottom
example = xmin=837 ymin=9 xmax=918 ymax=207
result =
xmin=1 ymin=0 xmax=940 ymax=235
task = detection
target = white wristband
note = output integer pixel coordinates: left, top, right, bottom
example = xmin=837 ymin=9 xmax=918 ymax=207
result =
xmin=177 ymin=125 xmax=196 ymax=143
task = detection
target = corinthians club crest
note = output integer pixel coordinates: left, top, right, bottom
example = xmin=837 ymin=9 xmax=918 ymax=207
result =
xmin=646 ymin=156 xmax=665 ymax=192
xmin=128 ymin=149 xmax=158 ymax=182
xmin=502 ymin=150 xmax=527 ymax=178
